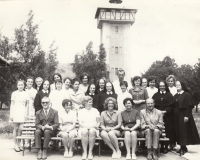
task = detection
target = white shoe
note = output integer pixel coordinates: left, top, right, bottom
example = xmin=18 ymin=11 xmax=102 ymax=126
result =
xmin=68 ymin=151 xmax=73 ymax=158
xmin=132 ymin=153 xmax=137 ymax=160
xmin=64 ymin=151 xmax=69 ymax=158
xmin=88 ymin=154 xmax=93 ymax=160
xmin=126 ymin=154 xmax=131 ymax=160
xmin=82 ymin=153 xmax=87 ymax=160
xmin=112 ymin=151 xmax=117 ymax=158
xmin=116 ymin=150 xmax=121 ymax=158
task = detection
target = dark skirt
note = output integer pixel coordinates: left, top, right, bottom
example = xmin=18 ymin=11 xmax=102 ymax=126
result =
xmin=174 ymin=106 xmax=200 ymax=146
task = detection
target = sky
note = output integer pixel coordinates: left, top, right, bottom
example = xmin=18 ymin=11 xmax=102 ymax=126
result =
xmin=0 ymin=0 xmax=200 ymax=75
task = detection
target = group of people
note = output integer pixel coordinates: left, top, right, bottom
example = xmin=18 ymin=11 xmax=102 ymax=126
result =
xmin=9 ymin=70 xmax=200 ymax=160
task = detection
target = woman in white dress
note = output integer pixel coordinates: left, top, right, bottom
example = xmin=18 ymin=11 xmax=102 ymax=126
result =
xmin=69 ymin=78 xmax=84 ymax=111
xmin=49 ymin=79 xmax=65 ymax=120
xmin=58 ymin=99 xmax=77 ymax=158
xmin=166 ymin=75 xmax=177 ymax=96
xmin=117 ymin=81 xmax=132 ymax=112
xmin=25 ymin=76 xmax=37 ymax=117
xmin=50 ymin=73 xmax=62 ymax=92
xmin=10 ymin=80 xmax=28 ymax=152
xmin=146 ymin=77 xmax=158 ymax=98
xmin=78 ymin=96 xmax=100 ymax=160
xmin=79 ymin=73 xmax=89 ymax=94
xmin=62 ymin=77 xmax=72 ymax=99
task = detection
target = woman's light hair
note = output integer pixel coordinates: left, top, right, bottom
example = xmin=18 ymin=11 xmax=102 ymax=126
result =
xmin=104 ymin=97 xmax=118 ymax=110
xmin=166 ymin=75 xmax=176 ymax=86
xmin=82 ymin=96 xmax=93 ymax=107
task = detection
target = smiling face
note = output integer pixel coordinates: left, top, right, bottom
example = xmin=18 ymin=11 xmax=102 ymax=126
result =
xmin=159 ymin=82 xmax=166 ymax=92
xmin=108 ymin=100 xmax=115 ymax=111
xmin=176 ymin=81 xmax=182 ymax=92
xmin=168 ymin=78 xmax=174 ymax=87
xmin=125 ymin=100 xmax=133 ymax=110
xmin=106 ymin=82 xmax=112 ymax=92
xmin=149 ymin=80 xmax=156 ymax=88
xmin=55 ymin=82 xmax=62 ymax=90
xmin=89 ymin=84 xmax=96 ymax=94
xmin=41 ymin=98 xmax=50 ymax=110
xmin=142 ymin=78 xmax=147 ymax=88
xmin=64 ymin=79 xmax=71 ymax=89
xmin=54 ymin=75 xmax=61 ymax=81
xmin=64 ymin=102 xmax=72 ymax=112
xmin=146 ymin=99 xmax=155 ymax=111
xmin=99 ymin=79 xmax=105 ymax=89
xmin=120 ymin=84 xmax=127 ymax=92
xmin=26 ymin=78 xmax=33 ymax=89
xmin=43 ymin=81 xmax=50 ymax=91
xmin=17 ymin=81 xmax=25 ymax=91
xmin=36 ymin=78 xmax=43 ymax=87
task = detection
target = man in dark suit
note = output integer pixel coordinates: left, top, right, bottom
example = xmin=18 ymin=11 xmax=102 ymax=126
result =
xmin=35 ymin=96 xmax=59 ymax=160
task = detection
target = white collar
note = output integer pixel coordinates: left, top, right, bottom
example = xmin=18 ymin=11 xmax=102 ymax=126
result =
xmin=160 ymin=91 xmax=166 ymax=94
xmin=106 ymin=91 xmax=113 ymax=95
xmin=43 ymin=107 xmax=50 ymax=114
xmin=42 ymin=89 xmax=49 ymax=94
xmin=99 ymin=88 xmax=104 ymax=91
xmin=89 ymin=93 xmax=95 ymax=96
xmin=177 ymin=90 xmax=184 ymax=94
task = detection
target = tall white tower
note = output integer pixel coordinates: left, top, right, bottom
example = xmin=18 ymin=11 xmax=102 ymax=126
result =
xmin=95 ymin=7 xmax=137 ymax=81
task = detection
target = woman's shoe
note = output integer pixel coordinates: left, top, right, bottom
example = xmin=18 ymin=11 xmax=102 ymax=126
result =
xmin=132 ymin=153 xmax=137 ymax=160
xmin=64 ymin=151 xmax=69 ymax=158
xmin=82 ymin=153 xmax=87 ymax=160
xmin=176 ymin=148 xmax=181 ymax=154
xmin=19 ymin=146 xmax=23 ymax=151
xmin=14 ymin=146 xmax=20 ymax=152
xmin=88 ymin=154 xmax=93 ymax=160
xmin=116 ymin=150 xmax=121 ymax=158
xmin=180 ymin=149 xmax=186 ymax=156
xmin=126 ymin=154 xmax=131 ymax=160
xmin=68 ymin=151 xmax=73 ymax=158
xmin=112 ymin=151 xmax=117 ymax=159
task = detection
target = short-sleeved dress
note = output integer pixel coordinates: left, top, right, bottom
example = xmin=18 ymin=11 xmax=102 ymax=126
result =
xmin=100 ymin=110 xmax=122 ymax=137
xmin=10 ymin=90 xmax=28 ymax=123
xmin=59 ymin=110 xmax=77 ymax=136
xmin=129 ymin=87 xmax=149 ymax=111
xmin=78 ymin=108 xmax=100 ymax=137
xmin=26 ymin=87 xmax=37 ymax=117
xmin=121 ymin=109 xmax=140 ymax=136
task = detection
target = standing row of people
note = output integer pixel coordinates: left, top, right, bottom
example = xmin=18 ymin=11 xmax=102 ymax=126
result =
xmin=9 ymin=70 xmax=200 ymax=159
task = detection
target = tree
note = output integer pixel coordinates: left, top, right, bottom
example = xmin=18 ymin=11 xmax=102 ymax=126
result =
xmin=71 ymin=42 xmax=107 ymax=83
xmin=142 ymin=56 xmax=179 ymax=81
xmin=0 ymin=10 xmax=58 ymax=109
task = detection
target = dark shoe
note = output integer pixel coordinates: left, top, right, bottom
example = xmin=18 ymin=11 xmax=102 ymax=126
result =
xmin=147 ymin=149 xmax=153 ymax=160
xmin=14 ymin=146 xmax=20 ymax=152
xmin=42 ymin=149 xmax=47 ymax=159
xmin=180 ymin=149 xmax=186 ymax=156
xmin=168 ymin=144 xmax=175 ymax=151
xmin=176 ymin=148 xmax=181 ymax=154
xmin=152 ymin=148 xmax=158 ymax=160
xmin=163 ymin=149 xmax=168 ymax=154
xmin=37 ymin=149 xmax=42 ymax=159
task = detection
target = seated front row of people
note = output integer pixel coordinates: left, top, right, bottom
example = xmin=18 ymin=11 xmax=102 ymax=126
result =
xmin=35 ymin=96 xmax=164 ymax=160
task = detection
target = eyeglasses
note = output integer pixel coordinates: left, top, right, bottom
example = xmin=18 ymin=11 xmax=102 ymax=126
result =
xmin=41 ymin=102 xmax=49 ymax=104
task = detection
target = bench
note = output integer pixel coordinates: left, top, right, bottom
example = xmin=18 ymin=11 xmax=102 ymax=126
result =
xmin=16 ymin=117 xmax=169 ymax=157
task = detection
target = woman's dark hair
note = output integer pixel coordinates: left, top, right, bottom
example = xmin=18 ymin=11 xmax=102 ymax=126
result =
xmin=105 ymin=81 xmax=115 ymax=93
xmin=123 ymin=98 xmax=134 ymax=106
xmin=157 ymin=80 xmax=170 ymax=93
xmin=26 ymin=76 xmax=34 ymax=82
xmin=178 ymin=81 xmax=190 ymax=93
xmin=147 ymin=76 xmax=157 ymax=87
xmin=131 ymin=76 xmax=142 ymax=86
xmin=85 ymin=83 xmax=97 ymax=95
xmin=63 ymin=77 xmax=72 ymax=83
xmin=120 ymin=81 xmax=128 ymax=88
xmin=52 ymin=73 xmax=62 ymax=82
xmin=80 ymin=72 xmax=90 ymax=83
xmin=39 ymin=79 xmax=50 ymax=93
xmin=62 ymin=99 xmax=73 ymax=108
xmin=95 ymin=78 xmax=106 ymax=93
xmin=71 ymin=78 xmax=80 ymax=85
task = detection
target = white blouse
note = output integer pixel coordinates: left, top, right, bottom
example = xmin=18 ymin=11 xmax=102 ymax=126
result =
xmin=146 ymin=87 xmax=158 ymax=98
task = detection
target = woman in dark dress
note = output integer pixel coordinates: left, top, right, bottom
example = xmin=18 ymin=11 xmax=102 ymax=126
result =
xmin=34 ymin=80 xmax=50 ymax=113
xmin=152 ymin=81 xmax=175 ymax=153
xmin=98 ymin=82 xmax=117 ymax=113
xmin=173 ymin=81 xmax=200 ymax=155
xmin=85 ymin=83 xmax=99 ymax=109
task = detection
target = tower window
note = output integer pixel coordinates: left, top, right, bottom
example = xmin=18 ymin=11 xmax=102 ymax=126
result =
xmin=115 ymin=47 xmax=118 ymax=54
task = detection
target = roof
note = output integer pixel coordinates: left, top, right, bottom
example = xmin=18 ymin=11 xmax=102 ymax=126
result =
xmin=0 ymin=55 xmax=10 ymax=66
xmin=95 ymin=7 xmax=138 ymax=19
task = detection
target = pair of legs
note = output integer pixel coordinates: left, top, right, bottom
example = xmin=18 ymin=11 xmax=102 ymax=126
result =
xmin=124 ymin=130 xmax=137 ymax=158
xmin=80 ymin=128 xmax=97 ymax=159
xmin=60 ymin=130 xmax=76 ymax=156
xmin=13 ymin=123 xmax=23 ymax=150
xmin=100 ymin=130 xmax=121 ymax=158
